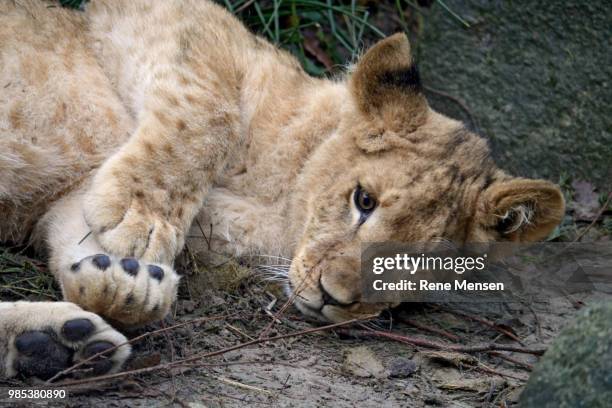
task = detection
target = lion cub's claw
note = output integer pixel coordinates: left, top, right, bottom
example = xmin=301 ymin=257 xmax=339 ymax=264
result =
xmin=63 ymin=254 xmax=180 ymax=326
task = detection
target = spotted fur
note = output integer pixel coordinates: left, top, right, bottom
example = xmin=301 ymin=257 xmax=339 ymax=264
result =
xmin=0 ymin=0 xmax=564 ymax=378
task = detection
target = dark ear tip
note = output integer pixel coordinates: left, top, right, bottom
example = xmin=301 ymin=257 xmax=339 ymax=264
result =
xmin=349 ymin=32 xmax=425 ymax=117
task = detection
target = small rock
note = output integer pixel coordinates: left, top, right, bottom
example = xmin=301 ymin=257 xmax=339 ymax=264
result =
xmin=343 ymin=346 xmax=385 ymax=378
xmin=388 ymin=357 xmax=418 ymax=378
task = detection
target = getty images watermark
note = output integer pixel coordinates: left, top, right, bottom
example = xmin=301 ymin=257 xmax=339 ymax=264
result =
xmin=361 ymin=242 xmax=612 ymax=303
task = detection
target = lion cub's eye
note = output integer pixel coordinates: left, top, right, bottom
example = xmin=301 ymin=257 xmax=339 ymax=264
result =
xmin=354 ymin=186 xmax=377 ymax=214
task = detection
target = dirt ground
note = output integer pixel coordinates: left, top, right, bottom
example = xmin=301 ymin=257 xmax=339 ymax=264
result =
xmin=1 ymin=1 xmax=610 ymax=406
xmin=1 ymin=248 xmax=610 ymax=408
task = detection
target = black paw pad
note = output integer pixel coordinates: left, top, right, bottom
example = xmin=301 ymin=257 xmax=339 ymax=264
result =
xmin=120 ymin=258 xmax=139 ymax=276
xmin=148 ymin=265 xmax=164 ymax=281
xmin=83 ymin=341 xmax=115 ymax=359
xmin=92 ymin=254 xmax=111 ymax=271
xmin=14 ymin=331 xmax=71 ymax=380
xmin=62 ymin=318 xmax=95 ymax=342
xmin=15 ymin=331 xmax=54 ymax=356
xmin=82 ymin=341 xmax=115 ymax=375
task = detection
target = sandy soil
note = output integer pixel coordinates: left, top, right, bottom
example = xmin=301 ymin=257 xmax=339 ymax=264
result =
xmin=2 ymin=256 xmax=609 ymax=408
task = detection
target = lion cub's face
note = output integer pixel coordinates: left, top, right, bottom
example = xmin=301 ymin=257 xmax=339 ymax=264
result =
xmin=287 ymin=34 xmax=564 ymax=323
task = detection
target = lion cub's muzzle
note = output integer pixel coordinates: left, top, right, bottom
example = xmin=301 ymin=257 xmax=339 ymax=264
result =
xmin=288 ymin=266 xmax=389 ymax=323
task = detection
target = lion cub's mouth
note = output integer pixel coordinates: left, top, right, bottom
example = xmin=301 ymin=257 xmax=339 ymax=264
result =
xmin=285 ymin=278 xmax=335 ymax=322
xmin=293 ymin=297 xmax=356 ymax=323
xmin=285 ymin=278 xmax=373 ymax=323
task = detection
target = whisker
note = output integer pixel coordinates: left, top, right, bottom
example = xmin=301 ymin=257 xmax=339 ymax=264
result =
xmin=255 ymin=265 xmax=290 ymax=274
xmin=256 ymin=265 xmax=290 ymax=271
xmin=256 ymin=275 xmax=289 ymax=282
xmin=361 ymin=320 xmax=385 ymax=331
xmin=253 ymin=254 xmax=292 ymax=263
xmin=255 ymin=269 xmax=289 ymax=277
xmin=256 ymin=276 xmax=290 ymax=284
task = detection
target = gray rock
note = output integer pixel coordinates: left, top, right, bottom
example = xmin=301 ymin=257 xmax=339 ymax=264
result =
xmin=388 ymin=357 xmax=418 ymax=378
xmin=520 ymin=302 xmax=612 ymax=408
xmin=418 ymin=1 xmax=611 ymax=188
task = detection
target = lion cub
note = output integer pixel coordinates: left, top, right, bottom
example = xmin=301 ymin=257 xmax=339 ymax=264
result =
xmin=0 ymin=0 xmax=564 ymax=379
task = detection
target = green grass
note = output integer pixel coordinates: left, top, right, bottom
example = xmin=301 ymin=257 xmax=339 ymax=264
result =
xmin=223 ymin=0 xmax=385 ymax=75
xmin=57 ymin=1 xmax=476 ymax=75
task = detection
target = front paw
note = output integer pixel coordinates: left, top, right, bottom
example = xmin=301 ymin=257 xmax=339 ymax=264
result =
xmin=62 ymin=254 xmax=180 ymax=326
xmin=83 ymin=156 xmax=184 ymax=263
xmin=0 ymin=302 xmax=130 ymax=380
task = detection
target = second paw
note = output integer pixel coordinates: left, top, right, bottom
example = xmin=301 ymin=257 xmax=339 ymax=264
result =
xmin=62 ymin=254 xmax=180 ymax=326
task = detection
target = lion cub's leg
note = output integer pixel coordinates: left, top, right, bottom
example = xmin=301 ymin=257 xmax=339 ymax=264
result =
xmin=41 ymin=188 xmax=180 ymax=327
xmin=83 ymin=1 xmax=244 ymax=265
xmin=83 ymin=101 xmax=242 ymax=264
xmin=0 ymin=301 xmax=130 ymax=379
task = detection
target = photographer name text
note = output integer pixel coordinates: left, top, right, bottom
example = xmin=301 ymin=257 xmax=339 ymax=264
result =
xmin=372 ymin=279 xmax=504 ymax=291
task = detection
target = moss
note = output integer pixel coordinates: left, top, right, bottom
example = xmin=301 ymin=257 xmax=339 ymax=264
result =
xmin=520 ymin=302 xmax=612 ymax=407
xmin=417 ymin=0 xmax=611 ymax=189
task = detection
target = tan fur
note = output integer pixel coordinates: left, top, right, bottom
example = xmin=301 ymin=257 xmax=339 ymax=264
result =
xmin=0 ymin=0 xmax=564 ymax=377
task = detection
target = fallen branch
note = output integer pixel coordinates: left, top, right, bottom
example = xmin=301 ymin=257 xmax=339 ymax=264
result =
xmin=338 ymin=329 xmax=546 ymax=356
xmin=215 ymin=376 xmax=272 ymax=395
xmin=435 ymin=307 xmax=524 ymax=345
xmin=395 ymin=316 xmax=460 ymax=342
xmin=473 ymin=363 xmax=528 ymax=382
xmin=51 ymin=315 xmax=376 ymax=388
xmin=488 ymin=351 xmax=533 ymax=371
xmin=46 ymin=312 xmax=246 ymax=384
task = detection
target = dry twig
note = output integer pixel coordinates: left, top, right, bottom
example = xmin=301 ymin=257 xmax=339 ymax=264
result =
xmin=46 ymin=312 xmax=245 ymax=383
xmin=338 ymin=328 xmax=545 ymax=356
xmin=51 ymin=315 xmax=375 ymax=388
xmin=436 ymin=307 xmax=524 ymax=345
xmin=395 ymin=316 xmax=460 ymax=342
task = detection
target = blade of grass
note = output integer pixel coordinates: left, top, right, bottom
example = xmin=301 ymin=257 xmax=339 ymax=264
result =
xmin=222 ymin=0 xmax=235 ymax=13
xmin=395 ymin=0 xmax=408 ymax=29
xmin=252 ymin=2 xmax=276 ymax=40
xmin=298 ymin=0 xmax=385 ymax=38
xmin=272 ymin=0 xmax=281 ymax=43
xmin=436 ymin=0 xmax=471 ymax=28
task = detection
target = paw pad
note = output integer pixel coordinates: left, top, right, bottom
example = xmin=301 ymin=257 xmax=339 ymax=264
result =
xmin=82 ymin=341 xmax=115 ymax=375
xmin=83 ymin=341 xmax=115 ymax=358
xmin=15 ymin=331 xmax=58 ymax=356
xmin=14 ymin=331 xmax=71 ymax=380
xmin=92 ymin=254 xmax=111 ymax=270
xmin=148 ymin=265 xmax=164 ymax=281
xmin=120 ymin=258 xmax=139 ymax=276
xmin=61 ymin=318 xmax=95 ymax=342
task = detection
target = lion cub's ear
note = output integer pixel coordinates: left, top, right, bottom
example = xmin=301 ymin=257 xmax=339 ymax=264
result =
xmin=480 ymin=178 xmax=565 ymax=242
xmin=349 ymin=33 xmax=428 ymax=132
